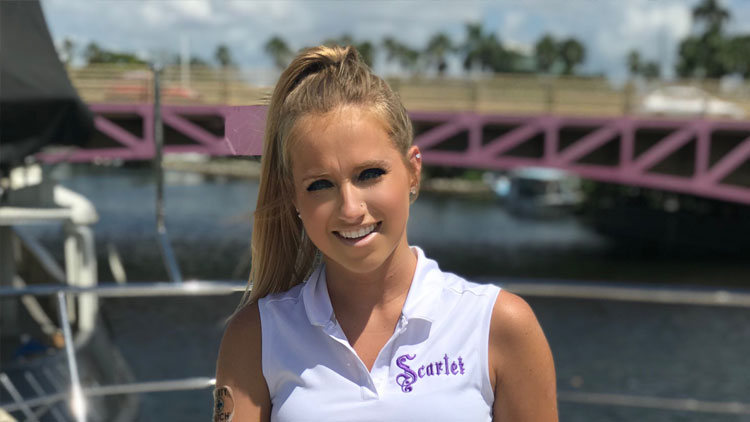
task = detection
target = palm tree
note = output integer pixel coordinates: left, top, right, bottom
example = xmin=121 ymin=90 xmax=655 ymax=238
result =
xmin=626 ymin=50 xmax=641 ymax=76
xmin=692 ymin=0 xmax=730 ymax=35
xmin=534 ymin=34 xmax=558 ymax=74
xmin=461 ymin=22 xmax=485 ymax=71
xmin=62 ymin=38 xmax=75 ymax=66
xmin=676 ymin=36 xmax=703 ymax=77
xmin=322 ymin=35 xmax=375 ymax=67
xmin=559 ymin=38 xmax=585 ymax=75
xmin=723 ymin=35 xmax=750 ymax=77
xmin=382 ymin=37 xmax=419 ymax=74
xmin=214 ymin=44 xmax=233 ymax=68
xmin=640 ymin=62 xmax=661 ymax=79
xmin=84 ymin=42 xmax=103 ymax=65
xmin=425 ymin=32 xmax=453 ymax=75
xmin=355 ymin=41 xmax=375 ymax=68
xmin=264 ymin=36 xmax=292 ymax=70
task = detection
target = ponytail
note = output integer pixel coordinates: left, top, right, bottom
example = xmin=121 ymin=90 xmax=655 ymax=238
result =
xmin=239 ymin=44 xmax=413 ymax=306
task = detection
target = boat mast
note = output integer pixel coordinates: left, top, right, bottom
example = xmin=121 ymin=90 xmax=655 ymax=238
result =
xmin=152 ymin=63 xmax=183 ymax=284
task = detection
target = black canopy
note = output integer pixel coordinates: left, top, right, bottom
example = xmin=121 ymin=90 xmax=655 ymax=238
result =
xmin=0 ymin=0 xmax=93 ymax=173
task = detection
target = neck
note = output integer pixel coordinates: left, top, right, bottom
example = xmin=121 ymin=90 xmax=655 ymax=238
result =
xmin=324 ymin=240 xmax=417 ymax=321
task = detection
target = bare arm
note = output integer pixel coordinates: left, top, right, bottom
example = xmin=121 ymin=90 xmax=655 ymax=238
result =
xmin=489 ymin=291 xmax=558 ymax=422
xmin=214 ymin=302 xmax=271 ymax=422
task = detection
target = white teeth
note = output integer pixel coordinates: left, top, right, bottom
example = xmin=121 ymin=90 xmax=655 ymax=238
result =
xmin=339 ymin=224 xmax=376 ymax=239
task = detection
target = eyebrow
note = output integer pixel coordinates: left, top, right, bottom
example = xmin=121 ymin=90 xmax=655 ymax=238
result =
xmin=300 ymin=159 xmax=391 ymax=184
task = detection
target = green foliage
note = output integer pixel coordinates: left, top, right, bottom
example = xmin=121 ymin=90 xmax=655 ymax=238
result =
xmin=62 ymin=38 xmax=75 ymax=65
xmin=674 ymin=0 xmax=750 ymax=78
xmin=559 ymin=38 xmax=585 ymax=75
xmin=532 ymin=33 xmax=587 ymax=75
xmin=692 ymin=0 xmax=730 ymax=35
xmin=626 ymin=49 xmax=660 ymax=79
xmin=214 ymin=44 xmax=233 ymax=68
xmin=382 ymin=36 xmax=421 ymax=73
xmin=321 ymin=34 xmax=375 ymax=67
xmin=84 ymin=42 xmax=146 ymax=65
xmin=460 ymin=22 xmax=531 ymax=73
xmin=264 ymin=36 xmax=293 ymax=70
xmin=722 ymin=35 xmax=750 ymax=77
xmin=425 ymin=32 xmax=453 ymax=75
xmin=534 ymin=34 xmax=558 ymax=74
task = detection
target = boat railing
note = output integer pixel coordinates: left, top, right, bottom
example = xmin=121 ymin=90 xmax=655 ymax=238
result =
xmin=0 ymin=281 xmax=246 ymax=422
xmin=2 ymin=279 xmax=750 ymax=421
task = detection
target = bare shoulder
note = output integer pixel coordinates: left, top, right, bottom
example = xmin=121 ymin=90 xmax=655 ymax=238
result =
xmin=489 ymin=290 xmax=558 ymax=422
xmin=215 ymin=302 xmax=270 ymax=421
xmin=490 ymin=290 xmax=540 ymax=343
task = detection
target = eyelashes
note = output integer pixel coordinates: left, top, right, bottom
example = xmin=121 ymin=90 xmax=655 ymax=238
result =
xmin=359 ymin=168 xmax=386 ymax=181
xmin=307 ymin=179 xmax=333 ymax=192
xmin=306 ymin=168 xmax=387 ymax=192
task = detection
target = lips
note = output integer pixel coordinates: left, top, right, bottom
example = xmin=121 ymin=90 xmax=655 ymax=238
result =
xmin=334 ymin=222 xmax=381 ymax=243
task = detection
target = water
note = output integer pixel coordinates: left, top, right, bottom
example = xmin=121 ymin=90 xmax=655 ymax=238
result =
xmin=22 ymin=164 xmax=750 ymax=421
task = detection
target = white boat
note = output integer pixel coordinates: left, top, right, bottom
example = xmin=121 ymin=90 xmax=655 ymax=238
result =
xmin=492 ymin=167 xmax=584 ymax=218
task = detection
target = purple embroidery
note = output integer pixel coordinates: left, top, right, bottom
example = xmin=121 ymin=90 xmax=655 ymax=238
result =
xmin=395 ymin=353 xmax=466 ymax=393
xmin=395 ymin=354 xmax=417 ymax=392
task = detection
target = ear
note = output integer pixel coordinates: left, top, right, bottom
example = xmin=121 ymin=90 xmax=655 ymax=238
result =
xmin=407 ymin=146 xmax=422 ymax=189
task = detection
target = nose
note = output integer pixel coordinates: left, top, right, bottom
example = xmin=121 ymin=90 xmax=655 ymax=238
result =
xmin=337 ymin=183 xmax=365 ymax=223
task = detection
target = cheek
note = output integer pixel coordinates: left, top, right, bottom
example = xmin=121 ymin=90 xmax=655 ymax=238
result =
xmin=369 ymin=183 xmax=410 ymax=222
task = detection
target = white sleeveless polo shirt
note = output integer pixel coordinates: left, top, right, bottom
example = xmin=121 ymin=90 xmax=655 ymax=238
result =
xmin=258 ymin=246 xmax=501 ymax=421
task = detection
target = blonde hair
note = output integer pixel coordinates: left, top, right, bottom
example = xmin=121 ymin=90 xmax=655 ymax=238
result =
xmin=240 ymin=45 xmax=414 ymax=306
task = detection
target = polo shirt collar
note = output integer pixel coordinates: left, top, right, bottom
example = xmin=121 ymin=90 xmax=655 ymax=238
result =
xmin=301 ymin=246 xmax=444 ymax=327
xmin=400 ymin=246 xmax=442 ymax=323
xmin=302 ymin=264 xmax=334 ymax=327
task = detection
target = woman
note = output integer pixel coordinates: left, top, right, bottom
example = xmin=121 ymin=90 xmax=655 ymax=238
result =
xmin=215 ymin=45 xmax=557 ymax=422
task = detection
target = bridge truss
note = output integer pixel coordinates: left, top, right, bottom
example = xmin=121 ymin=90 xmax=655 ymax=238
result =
xmin=37 ymin=104 xmax=750 ymax=205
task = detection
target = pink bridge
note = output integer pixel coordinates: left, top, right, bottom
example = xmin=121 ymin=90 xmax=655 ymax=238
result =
xmin=37 ymin=103 xmax=750 ymax=205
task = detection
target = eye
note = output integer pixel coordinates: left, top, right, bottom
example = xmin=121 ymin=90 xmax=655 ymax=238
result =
xmin=358 ymin=168 xmax=386 ymax=182
xmin=307 ymin=179 xmax=333 ymax=192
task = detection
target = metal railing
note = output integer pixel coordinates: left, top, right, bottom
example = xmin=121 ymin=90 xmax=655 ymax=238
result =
xmin=2 ymin=279 xmax=750 ymax=421
xmin=0 ymin=281 xmax=246 ymax=422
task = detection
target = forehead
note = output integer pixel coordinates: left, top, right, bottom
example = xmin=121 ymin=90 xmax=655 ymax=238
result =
xmin=289 ymin=106 xmax=401 ymax=176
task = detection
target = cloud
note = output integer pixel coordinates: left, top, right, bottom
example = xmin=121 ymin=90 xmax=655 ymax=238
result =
xmin=40 ymin=0 xmax=748 ymax=82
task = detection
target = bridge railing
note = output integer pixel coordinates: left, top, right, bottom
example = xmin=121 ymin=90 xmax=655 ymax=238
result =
xmin=67 ymin=64 xmax=750 ymax=116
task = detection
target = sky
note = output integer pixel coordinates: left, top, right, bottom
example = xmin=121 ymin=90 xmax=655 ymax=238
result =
xmin=42 ymin=0 xmax=750 ymax=84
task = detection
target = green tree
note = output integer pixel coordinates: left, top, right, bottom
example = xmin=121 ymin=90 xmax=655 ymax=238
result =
xmin=559 ymin=38 xmax=585 ymax=75
xmin=460 ymin=22 xmax=511 ymax=73
xmin=355 ymin=40 xmax=375 ymax=68
xmin=62 ymin=38 xmax=75 ymax=66
xmin=626 ymin=50 xmax=641 ymax=76
xmin=692 ymin=0 xmax=730 ymax=35
xmin=676 ymin=0 xmax=733 ymax=78
xmin=83 ymin=42 xmax=146 ymax=65
xmin=425 ymin=32 xmax=453 ymax=75
xmin=640 ymin=62 xmax=661 ymax=79
xmin=322 ymin=34 xmax=375 ymax=67
xmin=382 ymin=37 xmax=420 ymax=73
xmin=722 ymin=35 xmax=750 ymax=77
xmin=534 ymin=34 xmax=558 ymax=73
xmin=264 ymin=36 xmax=293 ymax=70
xmin=626 ymin=49 xmax=661 ymax=79
xmin=214 ymin=44 xmax=234 ymax=69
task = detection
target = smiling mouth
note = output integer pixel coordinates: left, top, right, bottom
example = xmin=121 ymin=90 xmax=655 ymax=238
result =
xmin=334 ymin=222 xmax=382 ymax=241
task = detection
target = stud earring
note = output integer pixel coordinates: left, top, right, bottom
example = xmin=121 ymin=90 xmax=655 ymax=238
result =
xmin=295 ymin=209 xmax=301 ymax=219
xmin=415 ymin=153 xmax=421 ymax=159
xmin=409 ymin=187 xmax=417 ymax=195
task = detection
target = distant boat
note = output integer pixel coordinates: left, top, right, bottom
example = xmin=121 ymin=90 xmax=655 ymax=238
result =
xmin=492 ymin=167 xmax=584 ymax=218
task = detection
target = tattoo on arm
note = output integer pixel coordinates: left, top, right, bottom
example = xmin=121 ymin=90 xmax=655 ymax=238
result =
xmin=213 ymin=385 xmax=235 ymax=422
